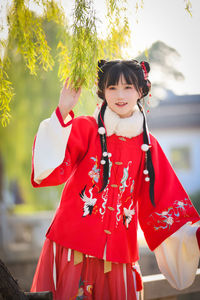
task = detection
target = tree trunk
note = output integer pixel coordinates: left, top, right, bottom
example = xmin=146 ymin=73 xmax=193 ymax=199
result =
xmin=0 ymin=259 xmax=27 ymax=300
xmin=0 ymin=259 xmax=53 ymax=300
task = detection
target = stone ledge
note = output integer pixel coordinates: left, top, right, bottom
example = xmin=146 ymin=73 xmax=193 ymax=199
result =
xmin=143 ymin=269 xmax=200 ymax=300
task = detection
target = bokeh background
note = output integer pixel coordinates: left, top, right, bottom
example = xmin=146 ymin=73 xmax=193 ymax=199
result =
xmin=0 ymin=0 xmax=199 ymax=297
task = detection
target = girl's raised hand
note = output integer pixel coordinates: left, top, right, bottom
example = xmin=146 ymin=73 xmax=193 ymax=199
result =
xmin=58 ymin=78 xmax=82 ymax=120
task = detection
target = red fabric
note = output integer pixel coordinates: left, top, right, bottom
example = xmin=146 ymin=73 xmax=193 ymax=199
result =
xmin=137 ymin=136 xmax=200 ymax=250
xmin=55 ymin=106 xmax=74 ymax=127
xmin=31 ymin=112 xmax=200 ymax=263
xmin=31 ymin=239 xmax=141 ymax=300
xmin=131 ymin=266 xmax=143 ymax=291
xmin=196 ymin=227 xmax=200 ymax=250
xmin=31 ymin=115 xmax=142 ymax=263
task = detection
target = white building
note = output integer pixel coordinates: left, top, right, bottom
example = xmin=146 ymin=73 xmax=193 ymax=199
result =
xmin=147 ymin=92 xmax=200 ymax=195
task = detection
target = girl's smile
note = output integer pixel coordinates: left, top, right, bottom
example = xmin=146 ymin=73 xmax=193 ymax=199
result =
xmin=104 ymin=75 xmax=142 ymax=118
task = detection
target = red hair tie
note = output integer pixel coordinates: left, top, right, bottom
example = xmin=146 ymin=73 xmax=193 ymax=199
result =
xmin=140 ymin=61 xmax=148 ymax=81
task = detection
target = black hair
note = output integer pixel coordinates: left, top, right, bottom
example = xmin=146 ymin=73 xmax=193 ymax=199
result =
xmin=96 ymin=59 xmax=155 ymax=206
xmin=97 ymin=59 xmax=151 ymax=100
xmin=97 ymin=101 xmax=109 ymax=192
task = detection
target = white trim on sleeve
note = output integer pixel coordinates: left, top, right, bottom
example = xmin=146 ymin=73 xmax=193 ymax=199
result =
xmin=34 ymin=111 xmax=72 ymax=184
xmin=154 ymin=222 xmax=200 ymax=290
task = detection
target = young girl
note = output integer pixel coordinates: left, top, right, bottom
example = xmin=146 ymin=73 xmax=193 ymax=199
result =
xmin=30 ymin=59 xmax=200 ymax=300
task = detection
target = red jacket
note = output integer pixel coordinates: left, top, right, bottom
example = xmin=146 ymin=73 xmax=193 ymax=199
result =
xmin=31 ymin=107 xmax=200 ymax=264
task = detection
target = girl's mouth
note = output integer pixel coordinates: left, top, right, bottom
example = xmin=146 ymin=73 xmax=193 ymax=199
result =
xmin=115 ymin=102 xmax=127 ymax=107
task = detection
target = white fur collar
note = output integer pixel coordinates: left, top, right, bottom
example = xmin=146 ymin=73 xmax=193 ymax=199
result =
xmin=93 ymin=104 xmax=144 ymax=138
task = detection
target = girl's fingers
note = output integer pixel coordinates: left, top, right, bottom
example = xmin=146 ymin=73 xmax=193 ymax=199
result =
xmin=63 ymin=78 xmax=82 ymax=96
xmin=77 ymin=87 xmax=82 ymax=97
xmin=64 ymin=77 xmax=70 ymax=89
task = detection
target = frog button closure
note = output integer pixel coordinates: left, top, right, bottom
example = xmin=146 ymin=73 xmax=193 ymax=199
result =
xmin=111 ymin=184 xmax=118 ymax=188
xmin=115 ymin=162 xmax=123 ymax=165
xmin=104 ymin=230 xmax=111 ymax=235
xmin=108 ymin=206 xmax=115 ymax=211
xmin=118 ymin=137 xmax=126 ymax=141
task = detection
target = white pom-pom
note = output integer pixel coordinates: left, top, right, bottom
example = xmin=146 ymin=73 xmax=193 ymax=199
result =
xmin=145 ymin=177 xmax=150 ymax=182
xmin=108 ymin=153 xmax=112 ymax=158
xmin=98 ymin=127 xmax=106 ymax=135
xmin=141 ymin=144 xmax=150 ymax=152
xmin=103 ymin=152 xmax=108 ymax=157
xmin=143 ymin=169 xmax=149 ymax=175
xmin=101 ymin=159 xmax=106 ymax=165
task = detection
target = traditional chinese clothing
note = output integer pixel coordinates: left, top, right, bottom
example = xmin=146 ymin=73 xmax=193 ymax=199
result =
xmin=30 ymin=105 xmax=200 ymax=299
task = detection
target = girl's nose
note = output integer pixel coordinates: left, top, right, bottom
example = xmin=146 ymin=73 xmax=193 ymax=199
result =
xmin=117 ymin=90 xmax=124 ymax=99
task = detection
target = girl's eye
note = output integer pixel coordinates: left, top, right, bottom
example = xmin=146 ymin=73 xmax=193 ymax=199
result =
xmin=108 ymin=86 xmax=116 ymax=90
xmin=125 ymin=86 xmax=132 ymax=89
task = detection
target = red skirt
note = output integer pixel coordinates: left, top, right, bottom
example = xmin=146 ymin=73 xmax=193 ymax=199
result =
xmin=31 ymin=239 xmax=143 ymax=300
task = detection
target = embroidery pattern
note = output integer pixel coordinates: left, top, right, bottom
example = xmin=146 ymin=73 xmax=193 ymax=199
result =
xmin=116 ymin=161 xmax=133 ymax=228
xmin=99 ymin=187 xmax=108 ymax=217
xmin=123 ymin=200 xmax=135 ymax=229
xmin=80 ymin=156 xmax=112 ymax=220
xmin=60 ymin=159 xmax=71 ymax=175
xmin=116 ymin=203 xmax=122 ymax=223
xmin=130 ymin=179 xmax=135 ymax=194
xmin=148 ymin=198 xmax=192 ymax=231
xmin=173 ymin=199 xmax=192 ymax=216
xmin=80 ymin=185 xmax=97 ymax=217
xmin=88 ymin=156 xmax=100 ymax=183
xmin=119 ymin=161 xmax=132 ymax=196
xmin=70 ymin=278 xmax=93 ymax=299
xmin=99 ymin=159 xmax=112 ymax=221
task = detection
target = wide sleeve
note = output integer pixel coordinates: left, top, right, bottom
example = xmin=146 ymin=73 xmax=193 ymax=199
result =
xmin=137 ymin=134 xmax=200 ymax=251
xmin=154 ymin=222 xmax=200 ymax=290
xmin=31 ymin=107 xmax=91 ymax=187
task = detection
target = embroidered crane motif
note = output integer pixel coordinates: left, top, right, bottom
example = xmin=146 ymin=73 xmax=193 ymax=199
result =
xmin=80 ymin=185 xmax=97 ymax=217
xmin=123 ymin=200 xmax=135 ymax=229
xmin=148 ymin=198 xmax=192 ymax=231
xmin=119 ymin=161 xmax=132 ymax=194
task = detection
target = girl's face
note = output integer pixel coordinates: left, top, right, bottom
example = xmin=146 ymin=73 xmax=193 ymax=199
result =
xmin=104 ymin=75 xmax=142 ymax=118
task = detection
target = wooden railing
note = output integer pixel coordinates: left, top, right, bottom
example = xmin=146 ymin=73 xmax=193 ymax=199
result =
xmin=143 ymin=268 xmax=200 ymax=300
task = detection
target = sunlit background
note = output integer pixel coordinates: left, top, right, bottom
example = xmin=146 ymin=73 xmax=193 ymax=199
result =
xmin=0 ymin=0 xmax=200 ymax=295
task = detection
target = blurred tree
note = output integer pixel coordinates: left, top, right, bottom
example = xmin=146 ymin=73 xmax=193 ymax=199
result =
xmin=0 ymin=19 xmax=66 ymax=210
xmin=0 ymin=37 xmax=187 ymax=212
xmin=137 ymin=41 xmax=184 ymax=81
xmin=0 ymin=0 xmax=193 ymax=211
xmin=0 ymin=0 xmax=193 ymax=127
xmin=0 ymin=5 xmax=129 ymax=211
xmin=136 ymin=41 xmax=184 ymax=106
xmin=0 ymin=0 xmax=131 ymax=127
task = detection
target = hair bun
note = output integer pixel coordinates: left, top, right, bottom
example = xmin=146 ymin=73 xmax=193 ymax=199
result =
xmin=98 ymin=60 xmax=107 ymax=69
xmin=140 ymin=61 xmax=150 ymax=73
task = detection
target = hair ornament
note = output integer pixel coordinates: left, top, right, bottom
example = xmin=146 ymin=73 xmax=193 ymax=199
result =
xmin=140 ymin=61 xmax=148 ymax=81
xmin=147 ymin=81 xmax=151 ymax=88
xmin=101 ymin=159 xmax=106 ymax=165
xmin=141 ymin=144 xmax=151 ymax=152
xmin=143 ymin=169 xmax=149 ymax=175
xmin=98 ymin=127 xmax=106 ymax=135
